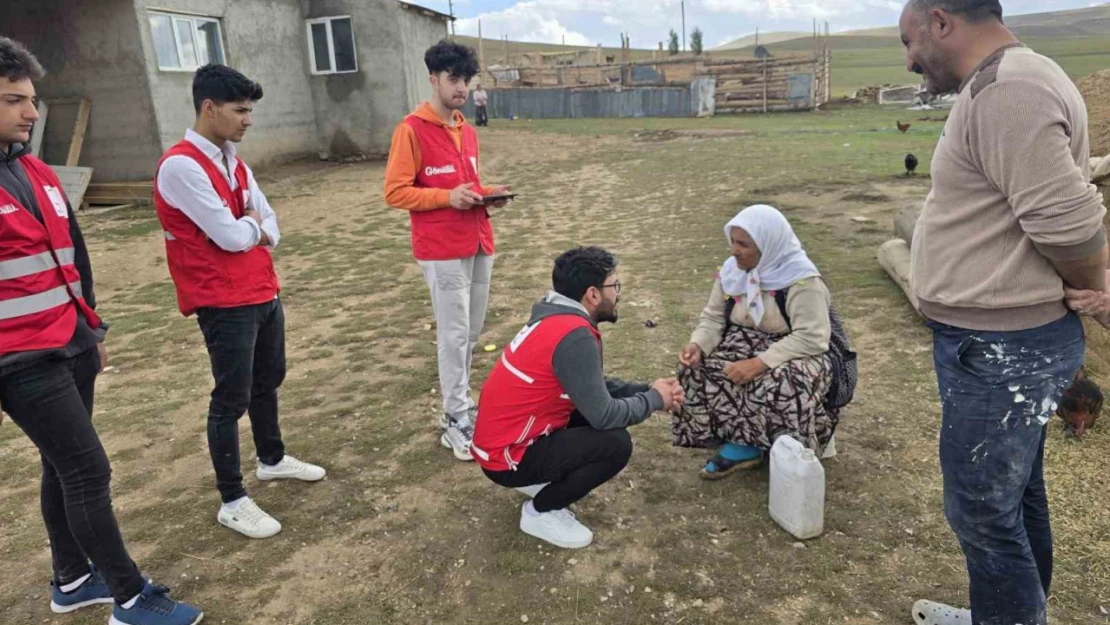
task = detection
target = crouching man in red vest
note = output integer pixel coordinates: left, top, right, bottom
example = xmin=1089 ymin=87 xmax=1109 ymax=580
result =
xmin=0 ymin=37 xmax=202 ymax=624
xmin=384 ymin=40 xmax=511 ymax=462
xmin=155 ymin=65 xmax=324 ymax=540
xmin=472 ymin=247 xmax=684 ymax=549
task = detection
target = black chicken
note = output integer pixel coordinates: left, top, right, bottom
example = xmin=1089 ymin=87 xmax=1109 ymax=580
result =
xmin=905 ymin=153 xmax=919 ymax=176
xmin=1057 ymin=366 xmax=1102 ymax=437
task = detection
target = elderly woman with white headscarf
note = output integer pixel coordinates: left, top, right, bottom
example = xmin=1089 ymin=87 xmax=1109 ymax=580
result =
xmin=673 ymin=205 xmax=839 ymax=479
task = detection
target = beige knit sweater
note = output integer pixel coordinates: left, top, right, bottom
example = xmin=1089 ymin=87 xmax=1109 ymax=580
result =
xmin=689 ymin=277 xmax=831 ymax=369
xmin=911 ymin=44 xmax=1106 ymax=331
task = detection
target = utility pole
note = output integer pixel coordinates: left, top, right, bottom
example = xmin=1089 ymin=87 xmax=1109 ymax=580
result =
xmin=681 ymin=1 xmax=686 ymax=53
xmin=448 ymin=0 xmax=455 ymax=36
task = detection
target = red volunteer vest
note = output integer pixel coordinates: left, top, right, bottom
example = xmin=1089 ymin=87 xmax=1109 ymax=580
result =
xmin=0 ymin=155 xmax=100 ymax=354
xmin=471 ymin=314 xmax=601 ymax=471
xmin=154 ymin=141 xmax=280 ymax=316
xmin=405 ymin=115 xmax=495 ymax=261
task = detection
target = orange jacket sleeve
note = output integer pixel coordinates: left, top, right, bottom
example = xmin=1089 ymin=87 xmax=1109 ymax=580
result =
xmin=383 ymin=123 xmax=452 ymax=212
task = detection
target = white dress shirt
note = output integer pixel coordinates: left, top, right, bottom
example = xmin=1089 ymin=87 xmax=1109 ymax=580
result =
xmin=157 ymin=129 xmax=280 ymax=252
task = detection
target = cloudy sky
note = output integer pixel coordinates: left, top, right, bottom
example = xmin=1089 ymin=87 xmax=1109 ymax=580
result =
xmin=413 ymin=0 xmax=1106 ymax=49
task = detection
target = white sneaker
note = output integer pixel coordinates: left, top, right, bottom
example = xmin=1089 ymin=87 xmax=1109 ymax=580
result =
xmin=256 ymin=455 xmax=326 ymax=481
xmin=513 ymin=483 xmax=550 ymax=498
xmin=822 ymin=435 xmax=837 ymax=459
xmin=441 ymin=420 xmax=474 ymax=462
xmin=519 ymin=501 xmax=593 ymax=549
xmin=912 ymin=600 xmax=971 ymax=625
xmin=217 ymin=497 xmax=282 ymax=539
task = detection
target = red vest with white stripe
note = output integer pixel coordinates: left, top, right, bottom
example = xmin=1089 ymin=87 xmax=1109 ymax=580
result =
xmin=404 ymin=115 xmax=494 ymax=261
xmin=154 ymin=141 xmax=280 ymax=316
xmin=0 ymin=155 xmax=100 ymax=355
xmin=471 ymin=313 xmax=601 ymax=471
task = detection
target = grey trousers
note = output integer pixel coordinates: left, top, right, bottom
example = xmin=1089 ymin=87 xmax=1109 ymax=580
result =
xmin=418 ymin=252 xmax=494 ymax=421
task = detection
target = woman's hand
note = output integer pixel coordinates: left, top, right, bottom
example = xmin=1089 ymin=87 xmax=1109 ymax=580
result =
xmin=678 ymin=343 xmax=702 ymax=368
xmin=723 ymin=358 xmax=768 ymax=385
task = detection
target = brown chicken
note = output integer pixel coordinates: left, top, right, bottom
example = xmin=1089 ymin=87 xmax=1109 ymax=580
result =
xmin=897 ymin=121 xmax=912 ymax=133
xmin=1057 ymin=366 xmax=1102 ymax=437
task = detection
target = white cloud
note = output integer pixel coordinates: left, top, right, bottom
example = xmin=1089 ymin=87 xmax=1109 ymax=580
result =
xmin=456 ymin=2 xmax=594 ymax=45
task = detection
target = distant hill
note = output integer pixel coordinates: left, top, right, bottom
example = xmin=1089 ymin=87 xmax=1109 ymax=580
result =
xmin=715 ymin=4 xmax=1110 ymax=51
xmin=711 ymin=31 xmax=811 ymax=51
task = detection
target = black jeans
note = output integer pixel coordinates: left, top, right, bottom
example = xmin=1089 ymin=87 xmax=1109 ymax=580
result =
xmin=0 ymin=346 xmax=145 ymax=603
xmin=476 ymin=105 xmax=489 ymax=126
xmin=931 ymin=313 xmax=1085 ymax=625
xmin=197 ymin=299 xmax=287 ymax=504
xmin=483 ymin=412 xmax=633 ymax=512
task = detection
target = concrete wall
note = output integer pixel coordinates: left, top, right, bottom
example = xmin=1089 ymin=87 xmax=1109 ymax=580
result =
xmin=133 ymin=0 xmax=320 ymax=169
xmin=0 ymin=0 xmax=163 ymax=181
xmin=461 ymin=85 xmax=699 ymax=120
xmin=303 ymin=0 xmax=447 ymax=158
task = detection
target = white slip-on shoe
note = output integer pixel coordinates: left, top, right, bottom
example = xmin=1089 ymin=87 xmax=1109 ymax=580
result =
xmin=519 ymin=501 xmax=592 ymax=549
xmin=912 ymin=599 xmax=971 ymax=625
xmin=217 ymin=497 xmax=281 ymax=539
xmin=256 ymin=455 xmax=326 ymax=482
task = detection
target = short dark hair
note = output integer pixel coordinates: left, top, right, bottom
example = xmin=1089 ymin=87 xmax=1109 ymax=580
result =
xmin=907 ymin=0 xmax=1003 ymax=23
xmin=0 ymin=36 xmax=45 ymax=82
xmin=192 ymin=64 xmax=263 ymax=114
xmin=424 ymin=39 xmax=480 ymax=80
xmin=552 ymin=247 xmax=619 ymax=302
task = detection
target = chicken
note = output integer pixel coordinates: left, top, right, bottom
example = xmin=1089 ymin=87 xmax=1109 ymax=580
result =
xmin=905 ymin=153 xmax=919 ymax=176
xmin=1057 ymin=366 xmax=1102 ymax=437
xmin=897 ymin=121 xmax=912 ymax=133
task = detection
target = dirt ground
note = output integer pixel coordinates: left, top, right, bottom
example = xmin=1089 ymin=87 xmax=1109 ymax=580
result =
xmin=1 ymin=107 xmax=1108 ymax=624
xmin=1078 ymin=70 xmax=1110 ymax=157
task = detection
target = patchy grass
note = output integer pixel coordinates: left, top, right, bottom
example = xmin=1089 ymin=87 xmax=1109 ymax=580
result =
xmin=1 ymin=104 xmax=1107 ymax=625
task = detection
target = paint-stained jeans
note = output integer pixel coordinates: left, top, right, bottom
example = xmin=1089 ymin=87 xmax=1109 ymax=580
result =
xmin=929 ymin=312 xmax=1085 ymax=625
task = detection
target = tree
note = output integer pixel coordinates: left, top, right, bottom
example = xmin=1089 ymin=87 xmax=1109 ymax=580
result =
xmin=668 ymin=29 xmax=680 ymax=55
xmin=690 ymin=27 xmax=704 ymax=55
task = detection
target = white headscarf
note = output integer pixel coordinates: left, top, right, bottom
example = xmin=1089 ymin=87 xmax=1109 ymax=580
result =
xmin=718 ymin=205 xmax=820 ymax=325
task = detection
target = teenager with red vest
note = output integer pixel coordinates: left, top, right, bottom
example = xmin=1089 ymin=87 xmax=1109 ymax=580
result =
xmin=155 ymin=64 xmax=325 ymax=541
xmin=473 ymin=247 xmax=684 ymax=549
xmin=0 ymin=37 xmax=202 ymax=625
xmin=384 ymin=40 xmax=511 ymax=461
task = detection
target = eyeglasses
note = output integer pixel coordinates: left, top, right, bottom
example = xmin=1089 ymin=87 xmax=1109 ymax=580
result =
xmin=599 ymin=280 xmax=621 ymax=294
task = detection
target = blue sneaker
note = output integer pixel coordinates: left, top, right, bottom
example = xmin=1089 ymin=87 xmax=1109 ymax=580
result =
xmin=109 ymin=582 xmax=203 ymax=625
xmin=50 ymin=566 xmax=114 ymax=613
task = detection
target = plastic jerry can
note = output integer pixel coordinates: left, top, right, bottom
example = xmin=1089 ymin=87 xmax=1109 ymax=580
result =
xmin=768 ymin=435 xmax=825 ymax=540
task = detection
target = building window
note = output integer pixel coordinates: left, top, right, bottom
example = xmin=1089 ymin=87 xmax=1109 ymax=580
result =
xmin=307 ymin=16 xmax=358 ymax=75
xmin=149 ymin=12 xmax=225 ymax=71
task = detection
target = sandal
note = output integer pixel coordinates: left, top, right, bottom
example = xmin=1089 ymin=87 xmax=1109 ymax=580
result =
xmin=699 ymin=451 xmax=763 ymax=480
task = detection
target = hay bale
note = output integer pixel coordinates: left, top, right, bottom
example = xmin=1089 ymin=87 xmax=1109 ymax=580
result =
xmin=878 ymin=238 xmax=921 ymax=315
xmin=894 ymin=206 xmax=921 ymax=247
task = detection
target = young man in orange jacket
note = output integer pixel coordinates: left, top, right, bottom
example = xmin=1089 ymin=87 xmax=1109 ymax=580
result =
xmin=384 ymin=40 xmax=510 ymax=460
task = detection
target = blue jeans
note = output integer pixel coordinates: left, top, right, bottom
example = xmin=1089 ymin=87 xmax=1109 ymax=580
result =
xmin=930 ymin=312 xmax=1084 ymax=625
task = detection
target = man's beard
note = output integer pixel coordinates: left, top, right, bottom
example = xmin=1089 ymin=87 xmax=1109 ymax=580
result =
xmin=594 ymin=303 xmax=618 ymax=325
xmin=918 ymin=49 xmax=961 ymax=96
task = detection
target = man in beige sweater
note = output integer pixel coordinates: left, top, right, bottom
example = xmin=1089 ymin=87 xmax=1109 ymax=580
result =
xmin=901 ymin=1 xmax=1107 ymax=624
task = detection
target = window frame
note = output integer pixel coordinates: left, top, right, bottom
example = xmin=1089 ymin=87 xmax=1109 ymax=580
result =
xmin=306 ymin=16 xmax=359 ymax=76
xmin=149 ymin=10 xmax=226 ymax=72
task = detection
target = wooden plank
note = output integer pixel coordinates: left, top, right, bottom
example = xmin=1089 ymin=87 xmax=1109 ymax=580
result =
xmin=29 ymin=99 xmax=48 ymax=157
xmin=763 ymin=58 xmax=768 ymax=114
xmin=85 ymin=181 xmax=153 ymax=205
xmin=65 ymin=98 xmax=90 ymax=167
xmin=49 ymin=166 xmax=94 ymax=211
